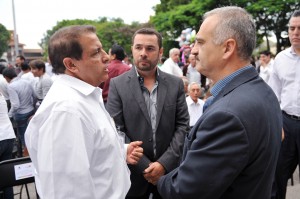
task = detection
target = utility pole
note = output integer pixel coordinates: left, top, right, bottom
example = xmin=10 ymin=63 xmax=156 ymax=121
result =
xmin=12 ymin=0 xmax=19 ymax=61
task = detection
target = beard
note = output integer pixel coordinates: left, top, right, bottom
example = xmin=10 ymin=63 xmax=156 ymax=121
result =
xmin=135 ymin=57 xmax=159 ymax=72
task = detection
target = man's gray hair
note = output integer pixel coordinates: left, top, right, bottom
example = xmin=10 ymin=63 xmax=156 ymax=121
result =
xmin=203 ymin=6 xmax=256 ymax=61
xmin=188 ymin=82 xmax=201 ymax=92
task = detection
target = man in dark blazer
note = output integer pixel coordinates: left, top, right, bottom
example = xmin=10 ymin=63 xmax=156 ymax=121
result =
xmin=106 ymin=28 xmax=189 ymax=199
xmin=155 ymin=6 xmax=282 ymax=199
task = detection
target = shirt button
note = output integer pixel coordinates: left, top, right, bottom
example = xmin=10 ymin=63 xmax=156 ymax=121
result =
xmin=148 ymin=138 xmax=152 ymax=142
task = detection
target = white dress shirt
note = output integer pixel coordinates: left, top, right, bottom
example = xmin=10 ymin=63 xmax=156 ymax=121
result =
xmin=35 ymin=73 xmax=53 ymax=100
xmin=259 ymin=59 xmax=274 ymax=83
xmin=161 ymin=58 xmax=183 ymax=77
xmin=7 ymin=78 xmax=36 ymax=117
xmin=186 ymin=64 xmax=201 ymax=84
xmin=268 ymin=47 xmax=300 ymax=116
xmin=25 ymin=75 xmax=130 ymax=199
xmin=186 ymin=96 xmax=204 ymax=126
xmin=0 ymin=92 xmax=15 ymax=141
xmin=0 ymin=74 xmax=9 ymax=100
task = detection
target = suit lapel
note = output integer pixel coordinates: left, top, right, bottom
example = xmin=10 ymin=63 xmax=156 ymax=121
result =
xmin=128 ymin=68 xmax=152 ymax=126
xmin=156 ymin=72 xmax=167 ymax=128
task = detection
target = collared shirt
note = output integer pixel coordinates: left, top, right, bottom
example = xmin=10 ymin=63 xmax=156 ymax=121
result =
xmin=186 ymin=65 xmax=201 ymax=84
xmin=7 ymin=77 xmax=36 ymax=117
xmin=211 ymin=65 xmax=253 ymax=98
xmin=259 ymin=59 xmax=274 ymax=83
xmin=268 ymin=47 xmax=300 ymax=116
xmin=35 ymin=73 xmax=53 ymax=100
xmin=0 ymin=74 xmax=9 ymax=100
xmin=186 ymin=96 xmax=204 ymax=126
xmin=135 ymin=67 xmax=159 ymax=156
xmin=25 ymin=74 xmax=130 ymax=199
xmin=161 ymin=58 xmax=183 ymax=77
xmin=0 ymin=92 xmax=15 ymax=141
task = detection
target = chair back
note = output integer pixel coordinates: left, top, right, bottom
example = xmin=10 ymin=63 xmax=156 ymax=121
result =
xmin=0 ymin=157 xmax=35 ymax=189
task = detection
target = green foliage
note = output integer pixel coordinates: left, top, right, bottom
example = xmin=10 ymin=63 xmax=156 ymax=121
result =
xmin=151 ymin=0 xmax=300 ymax=55
xmin=0 ymin=24 xmax=10 ymax=58
xmin=39 ymin=18 xmax=149 ymax=59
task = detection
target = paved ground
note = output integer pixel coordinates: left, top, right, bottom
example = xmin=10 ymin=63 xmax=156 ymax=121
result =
xmin=13 ymin=167 xmax=300 ymax=199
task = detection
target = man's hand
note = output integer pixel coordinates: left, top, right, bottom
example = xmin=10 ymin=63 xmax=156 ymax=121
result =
xmin=127 ymin=141 xmax=143 ymax=164
xmin=143 ymin=162 xmax=166 ymax=185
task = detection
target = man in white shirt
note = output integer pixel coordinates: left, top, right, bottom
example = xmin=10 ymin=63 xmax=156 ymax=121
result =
xmin=29 ymin=59 xmax=53 ymax=102
xmin=0 ymin=91 xmax=16 ymax=199
xmin=186 ymin=82 xmax=204 ymax=127
xmin=269 ymin=10 xmax=300 ymax=199
xmin=186 ymin=54 xmax=201 ymax=85
xmin=258 ymin=50 xmax=274 ymax=83
xmin=25 ymin=25 xmax=143 ymax=199
xmin=161 ymin=48 xmax=183 ymax=77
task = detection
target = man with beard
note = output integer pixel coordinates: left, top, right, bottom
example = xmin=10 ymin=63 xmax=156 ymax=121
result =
xmin=106 ymin=28 xmax=189 ymax=199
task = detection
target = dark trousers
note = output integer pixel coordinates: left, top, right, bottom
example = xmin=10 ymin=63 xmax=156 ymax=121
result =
xmin=14 ymin=110 xmax=35 ymax=147
xmin=126 ymin=184 xmax=162 ymax=199
xmin=272 ymin=113 xmax=300 ymax=199
xmin=0 ymin=139 xmax=15 ymax=199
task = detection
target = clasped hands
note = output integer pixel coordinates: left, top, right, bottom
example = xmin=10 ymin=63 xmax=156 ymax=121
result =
xmin=126 ymin=141 xmax=143 ymax=164
xmin=143 ymin=162 xmax=165 ymax=185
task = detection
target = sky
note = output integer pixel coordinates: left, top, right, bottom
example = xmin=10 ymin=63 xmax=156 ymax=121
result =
xmin=0 ymin=0 xmax=161 ymax=49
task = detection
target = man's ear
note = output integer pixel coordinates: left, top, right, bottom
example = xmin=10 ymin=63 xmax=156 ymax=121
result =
xmin=222 ymin=39 xmax=236 ymax=59
xmin=63 ymin=57 xmax=78 ymax=73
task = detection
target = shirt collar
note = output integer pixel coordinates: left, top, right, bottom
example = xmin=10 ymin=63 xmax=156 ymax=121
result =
xmin=210 ymin=65 xmax=253 ymax=97
xmin=59 ymin=74 xmax=101 ymax=97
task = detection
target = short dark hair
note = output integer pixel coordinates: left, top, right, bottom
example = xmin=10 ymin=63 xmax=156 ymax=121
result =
xmin=259 ymin=50 xmax=271 ymax=56
xmin=132 ymin=28 xmax=163 ymax=49
xmin=111 ymin=44 xmax=126 ymax=61
xmin=0 ymin=64 xmax=6 ymax=74
xmin=29 ymin=59 xmax=46 ymax=73
xmin=2 ymin=67 xmax=17 ymax=80
xmin=20 ymin=62 xmax=30 ymax=71
xmin=16 ymin=55 xmax=26 ymax=61
xmin=48 ymin=25 xmax=97 ymax=74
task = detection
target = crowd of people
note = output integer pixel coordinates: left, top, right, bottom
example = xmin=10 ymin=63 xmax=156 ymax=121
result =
xmin=0 ymin=6 xmax=299 ymax=199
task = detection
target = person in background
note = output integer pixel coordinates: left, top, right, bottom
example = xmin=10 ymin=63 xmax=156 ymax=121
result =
xmin=161 ymin=48 xmax=183 ymax=77
xmin=15 ymin=55 xmax=26 ymax=75
xmin=29 ymin=59 xmax=53 ymax=105
xmin=100 ymin=44 xmax=130 ymax=103
xmin=20 ymin=62 xmax=38 ymax=87
xmin=0 ymin=91 xmax=16 ymax=199
xmin=0 ymin=63 xmax=10 ymax=110
xmin=257 ymin=50 xmax=274 ymax=83
xmin=2 ymin=67 xmax=36 ymax=157
xmin=106 ymin=28 xmax=189 ymax=199
xmin=186 ymin=54 xmax=201 ymax=85
xmin=181 ymin=76 xmax=189 ymax=97
xmin=25 ymin=25 xmax=143 ymax=199
xmin=186 ymin=82 xmax=204 ymax=128
xmin=269 ymin=10 xmax=300 ymax=199
xmin=156 ymin=6 xmax=282 ymax=199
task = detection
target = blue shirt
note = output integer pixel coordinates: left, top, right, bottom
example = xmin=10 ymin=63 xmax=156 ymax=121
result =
xmin=210 ymin=65 xmax=253 ymax=98
xmin=7 ymin=77 xmax=36 ymax=117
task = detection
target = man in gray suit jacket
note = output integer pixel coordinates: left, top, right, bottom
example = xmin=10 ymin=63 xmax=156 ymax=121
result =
xmin=156 ymin=6 xmax=282 ymax=199
xmin=106 ymin=28 xmax=189 ymax=199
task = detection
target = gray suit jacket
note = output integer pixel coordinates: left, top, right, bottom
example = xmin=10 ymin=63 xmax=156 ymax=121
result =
xmin=157 ymin=67 xmax=282 ymax=199
xmin=106 ymin=67 xmax=189 ymax=196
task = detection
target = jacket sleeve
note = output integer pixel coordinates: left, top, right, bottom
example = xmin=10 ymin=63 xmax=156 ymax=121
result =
xmin=157 ymin=111 xmax=249 ymax=199
xmin=106 ymin=78 xmax=151 ymax=173
xmin=157 ymin=79 xmax=189 ymax=172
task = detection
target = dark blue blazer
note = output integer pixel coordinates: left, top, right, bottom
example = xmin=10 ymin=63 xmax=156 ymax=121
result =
xmin=157 ymin=67 xmax=282 ymax=199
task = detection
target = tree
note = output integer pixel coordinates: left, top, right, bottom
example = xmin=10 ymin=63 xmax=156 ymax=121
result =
xmin=151 ymin=0 xmax=300 ymax=54
xmin=0 ymin=23 xmax=10 ymax=58
xmin=39 ymin=18 xmax=148 ymax=59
